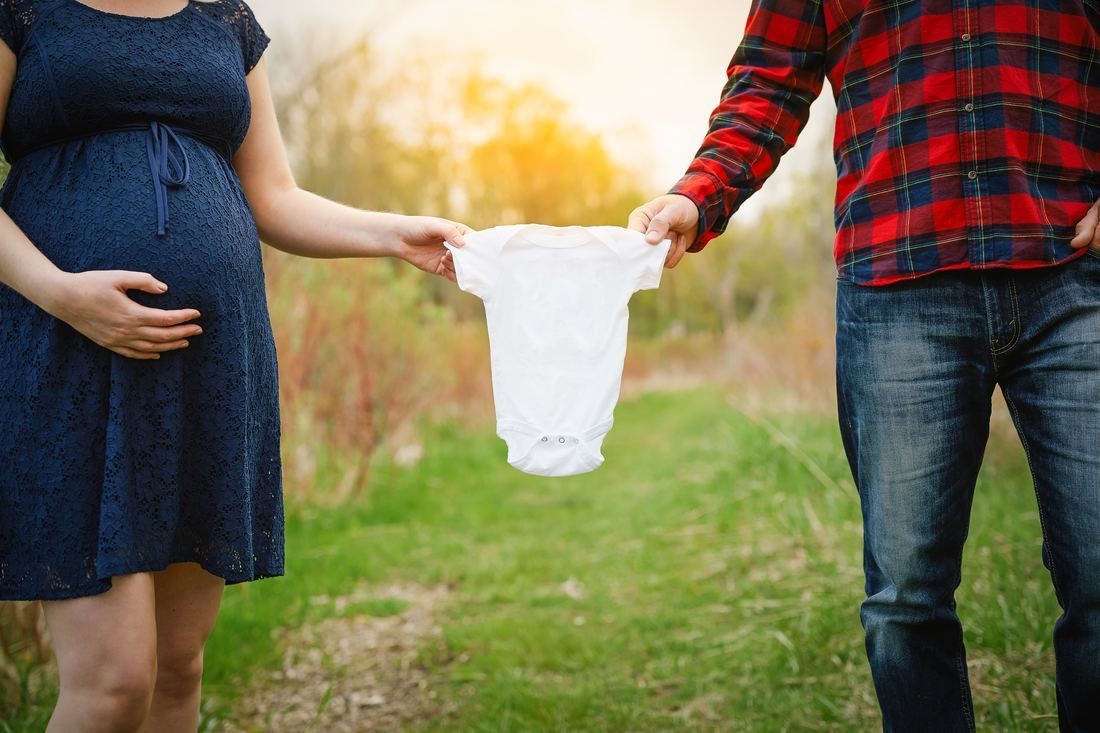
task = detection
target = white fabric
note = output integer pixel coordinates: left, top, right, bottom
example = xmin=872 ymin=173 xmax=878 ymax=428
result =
xmin=447 ymin=224 xmax=671 ymax=477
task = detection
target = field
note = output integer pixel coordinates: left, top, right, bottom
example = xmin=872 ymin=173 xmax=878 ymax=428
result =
xmin=2 ymin=386 xmax=1063 ymax=733
xmin=185 ymin=389 xmax=1061 ymax=732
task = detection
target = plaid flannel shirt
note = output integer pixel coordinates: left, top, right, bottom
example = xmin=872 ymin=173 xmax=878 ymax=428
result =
xmin=671 ymin=0 xmax=1100 ymax=285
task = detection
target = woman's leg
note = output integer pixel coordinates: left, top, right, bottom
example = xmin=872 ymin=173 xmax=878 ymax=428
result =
xmin=140 ymin=562 xmax=225 ymax=733
xmin=43 ymin=573 xmax=158 ymax=733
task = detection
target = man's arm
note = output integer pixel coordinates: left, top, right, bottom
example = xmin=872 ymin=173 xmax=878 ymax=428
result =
xmin=631 ymin=0 xmax=828 ymax=264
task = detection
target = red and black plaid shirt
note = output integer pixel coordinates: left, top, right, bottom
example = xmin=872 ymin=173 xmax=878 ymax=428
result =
xmin=671 ymin=0 xmax=1100 ymax=285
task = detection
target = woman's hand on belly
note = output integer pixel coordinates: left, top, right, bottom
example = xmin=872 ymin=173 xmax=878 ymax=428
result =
xmin=44 ymin=270 xmax=204 ymax=360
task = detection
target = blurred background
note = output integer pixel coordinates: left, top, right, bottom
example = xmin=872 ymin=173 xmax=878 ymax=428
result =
xmin=1 ymin=2 xmax=1060 ymax=732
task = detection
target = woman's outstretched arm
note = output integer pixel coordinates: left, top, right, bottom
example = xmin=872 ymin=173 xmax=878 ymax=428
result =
xmin=233 ymin=57 xmax=468 ymax=281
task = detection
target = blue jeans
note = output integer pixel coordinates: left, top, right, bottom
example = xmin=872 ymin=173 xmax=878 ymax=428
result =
xmin=836 ymin=251 xmax=1100 ymax=732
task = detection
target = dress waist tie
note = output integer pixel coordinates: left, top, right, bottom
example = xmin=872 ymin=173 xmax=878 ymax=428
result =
xmin=8 ymin=121 xmax=231 ymax=238
xmin=145 ymin=121 xmax=190 ymax=238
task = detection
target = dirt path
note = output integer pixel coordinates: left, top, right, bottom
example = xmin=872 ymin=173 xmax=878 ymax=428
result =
xmin=220 ymin=583 xmax=453 ymax=733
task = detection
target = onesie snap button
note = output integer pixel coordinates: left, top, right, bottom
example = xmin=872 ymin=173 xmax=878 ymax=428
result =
xmin=541 ymin=436 xmax=548 ymax=442
xmin=558 ymin=437 xmax=566 ymax=443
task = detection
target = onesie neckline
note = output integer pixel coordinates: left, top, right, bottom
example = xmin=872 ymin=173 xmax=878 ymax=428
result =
xmin=514 ymin=224 xmax=603 ymax=249
xmin=511 ymin=224 xmax=641 ymax=257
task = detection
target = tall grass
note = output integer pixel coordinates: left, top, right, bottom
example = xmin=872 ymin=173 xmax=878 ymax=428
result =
xmin=262 ymin=248 xmax=492 ymax=503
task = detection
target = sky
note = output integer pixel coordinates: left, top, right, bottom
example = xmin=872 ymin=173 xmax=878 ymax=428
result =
xmin=251 ymin=0 xmax=838 ymax=221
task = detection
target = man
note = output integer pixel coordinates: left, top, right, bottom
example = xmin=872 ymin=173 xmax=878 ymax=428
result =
xmin=628 ymin=2 xmax=1100 ymax=731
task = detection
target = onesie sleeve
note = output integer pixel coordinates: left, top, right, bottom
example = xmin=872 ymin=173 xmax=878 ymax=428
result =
xmin=235 ymin=0 xmax=271 ymax=74
xmin=636 ymin=238 xmax=670 ymax=291
xmin=624 ymin=230 xmax=671 ymax=292
xmin=447 ymin=229 xmax=503 ymax=302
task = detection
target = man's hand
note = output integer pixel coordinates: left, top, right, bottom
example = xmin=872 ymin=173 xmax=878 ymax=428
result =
xmin=1070 ymin=198 xmax=1100 ymax=253
xmin=628 ymin=194 xmax=701 ymax=268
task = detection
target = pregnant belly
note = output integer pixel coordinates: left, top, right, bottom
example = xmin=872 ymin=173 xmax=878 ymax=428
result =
xmin=1 ymin=134 xmax=266 ymax=316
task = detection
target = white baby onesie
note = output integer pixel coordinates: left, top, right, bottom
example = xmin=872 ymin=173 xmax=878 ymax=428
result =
xmin=447 ymin=224 xmax=671 ymax=477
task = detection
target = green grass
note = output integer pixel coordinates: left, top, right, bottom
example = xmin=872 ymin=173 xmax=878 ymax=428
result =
xmin=206 ymin=388 xmax=1059 ymax=732
xmin=3 ymin=389 xmax=1062 ymax=732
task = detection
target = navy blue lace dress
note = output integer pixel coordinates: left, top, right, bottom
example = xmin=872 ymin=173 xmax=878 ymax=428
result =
xmin=0 ymin=0 xmax=283 ymax=600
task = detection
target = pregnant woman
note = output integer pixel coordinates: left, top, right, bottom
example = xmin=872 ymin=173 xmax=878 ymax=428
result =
xmin=0 ymin=1 xmax=467 ymax=730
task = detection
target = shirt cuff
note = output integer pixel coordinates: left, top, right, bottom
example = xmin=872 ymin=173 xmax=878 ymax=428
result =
xmin=669 ymin=170 xmax=733 ymax=252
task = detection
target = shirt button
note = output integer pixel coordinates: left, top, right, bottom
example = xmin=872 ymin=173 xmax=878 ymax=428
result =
xmin=968 ymin=170 xmax=978 ymax=179
xmin=961 ymin=33 xmax=971 ymax=41
xmin=964 ymin=102 xmax=974 ymax=112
